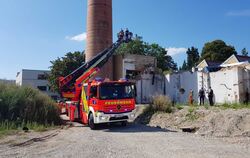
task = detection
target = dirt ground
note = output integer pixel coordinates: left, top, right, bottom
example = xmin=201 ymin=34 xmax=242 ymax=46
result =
xmin=0 ymin=105 xmax=249 ymax=158
xmin=146 ymin=106 xmax=250 ymax=137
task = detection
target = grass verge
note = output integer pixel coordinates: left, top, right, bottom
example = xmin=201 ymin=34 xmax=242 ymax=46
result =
xmin=0 ymin=82 xmax=61 ymax=138
xmin=0 ymin=121 xmax=57 ymax=138
xmin=218 ymin=103 xmax=250 ymax=110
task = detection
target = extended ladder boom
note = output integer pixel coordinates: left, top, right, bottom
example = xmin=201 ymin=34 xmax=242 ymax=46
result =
xmin=59 ymin=32 xmax=132 ymax=93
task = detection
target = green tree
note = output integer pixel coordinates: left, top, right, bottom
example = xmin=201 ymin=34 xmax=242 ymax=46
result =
xmin=48 ymin=51 xmax=85 ymax=93
xmin=181 ymin=60 xmax=188 ymax=70
xmin=186 ymin=47 xmax=200 ymax=69
xmin=116 ymin=37 xmax=177 ymax=72
xmin=164 ymin=54 xmax=178 ymax=72
xmin=200 ymin=40 xmax=237 ymax=62
xmin=116 ymin=37 xmax=145 ymax=55
xmin=146 ymin=43 xmax=177 ymax=71
xmin=241 ymin=48 xmax=248 ymax=56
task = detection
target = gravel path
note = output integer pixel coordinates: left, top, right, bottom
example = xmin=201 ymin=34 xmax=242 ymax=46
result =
xmin=0 ymin=121 xmax=249 ymax=158
xmin=0 ymin=106 xmax=250 ymax=158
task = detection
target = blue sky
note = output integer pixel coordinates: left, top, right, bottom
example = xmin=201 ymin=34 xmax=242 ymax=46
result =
xmin=0 ymin=0 xmax=250 ymax=79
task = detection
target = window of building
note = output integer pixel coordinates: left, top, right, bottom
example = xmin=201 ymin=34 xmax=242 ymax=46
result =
xmin=126 ymin=70 xmax=140 ymax=80
xmin=38 ymin=74 xmax=48 ymax=80
xmin=37 ymin=86 xmax=47 ymax=91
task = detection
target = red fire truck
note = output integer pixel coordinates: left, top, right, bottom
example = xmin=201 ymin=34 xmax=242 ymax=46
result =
xmin=58 ymin=32 xmax=136 ymax=129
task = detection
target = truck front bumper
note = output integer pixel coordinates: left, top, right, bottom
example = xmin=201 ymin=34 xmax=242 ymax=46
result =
xmin=94 ymin=110 xmax=136 ymax=124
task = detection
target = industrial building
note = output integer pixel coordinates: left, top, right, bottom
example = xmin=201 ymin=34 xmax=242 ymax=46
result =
xmin=113 ymin=54 xmax=157 ymax=80
xmin=16 ymin=69 xmax=59 ymax=100
xmin=165 ymin=54 xmax=250 ymax=104
xmin=0 ymin=79 xmax=15 ymax=84
xmin=113 ymin=54 xmax=165 ymax=104
xmin=14 ymin=54 xmax=160 ymax=103
xmin=85 ymin=0 xmax=113 ymax=79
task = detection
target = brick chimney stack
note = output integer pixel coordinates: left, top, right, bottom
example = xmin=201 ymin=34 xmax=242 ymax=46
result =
xmin=86 ymin=0 xmax=113 ymax=79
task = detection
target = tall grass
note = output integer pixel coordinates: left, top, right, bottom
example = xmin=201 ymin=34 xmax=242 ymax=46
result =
xmin=136 ymin=95 xmax=173 ymax=124
xmin=0 ymin=82 xmax=61 ymax=127
xmin=151 ymin=95 xmax=173 ymax=113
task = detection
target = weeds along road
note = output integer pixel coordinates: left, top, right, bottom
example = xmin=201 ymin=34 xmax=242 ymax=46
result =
xmin=0 ymin=122 xmax=249 ymax=158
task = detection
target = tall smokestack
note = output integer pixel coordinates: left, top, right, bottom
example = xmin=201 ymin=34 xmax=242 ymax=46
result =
xmin=86 ymin=0 xmax=113 ymax=79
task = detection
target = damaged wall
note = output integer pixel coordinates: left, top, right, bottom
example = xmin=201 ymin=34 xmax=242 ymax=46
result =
xmin=209 ymin=66 xmax=250 ymax=103
xmin=165 ymin=66 xmax=250 ymax=104
xmin=136 ymin=74 xmax=165 ymax=104
xmin=209 ymin=67 xmax=239 ymax=103
xmin=113 ymin=54 xmax=163 ymax=104
xmin=113 ymin=54 xmax=156 ymax=80
xmin=165 ymin=71 xmax=199 ymax=104
xmin=237 ymin=67 xmax=250 ymax=103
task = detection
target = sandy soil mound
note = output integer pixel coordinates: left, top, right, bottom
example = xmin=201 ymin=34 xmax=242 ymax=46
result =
xmin=145 ymin=107 xmax=250 ymax=137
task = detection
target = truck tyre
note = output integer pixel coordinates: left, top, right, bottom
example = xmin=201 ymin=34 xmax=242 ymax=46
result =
xmin=88 ymin=113 xmax=96 ymax=130
xmin=121 ymin=121 xmax=127 ymax=126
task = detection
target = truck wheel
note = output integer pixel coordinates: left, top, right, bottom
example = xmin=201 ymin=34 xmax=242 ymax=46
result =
xmin=121 ymin=121 xmax=127 ymax=126
xmin=88 ymin=113 xmax=96 ymax=130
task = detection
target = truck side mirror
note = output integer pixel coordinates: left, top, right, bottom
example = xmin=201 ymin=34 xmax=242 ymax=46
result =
xmin=133 ymin=84 xmax=137 ymax=98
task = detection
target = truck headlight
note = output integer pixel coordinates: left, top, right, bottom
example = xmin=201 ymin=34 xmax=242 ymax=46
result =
xmin=130 ymin=114 xmax=135 ymax=118
xmin=100 ymin=116 xmax=108 ymax=120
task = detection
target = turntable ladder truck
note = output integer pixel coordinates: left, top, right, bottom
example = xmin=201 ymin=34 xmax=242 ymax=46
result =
xmin=58 ymin=32 xmax=136 ymax=129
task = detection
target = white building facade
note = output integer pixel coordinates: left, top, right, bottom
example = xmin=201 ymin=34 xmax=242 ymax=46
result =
xmin=165 ymin=55 xmax=250 ymax=104
xmin=16 ymin=69 xmax=59 ymax=100
xmin=136 ymin=74 xmax=165 ymax=104
xmin=165 ymin=71 xmax=199 ymax=104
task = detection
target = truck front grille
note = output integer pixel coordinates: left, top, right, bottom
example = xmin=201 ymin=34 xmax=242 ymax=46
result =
xmin=109 ymin=116 xmax=128 ymax=121
xmin=103 ymin=104 xmax=133 ymax=113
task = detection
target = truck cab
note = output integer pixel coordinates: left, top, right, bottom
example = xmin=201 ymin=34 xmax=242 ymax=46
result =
xmin=80 ymin=78 xmax=136 ymax=129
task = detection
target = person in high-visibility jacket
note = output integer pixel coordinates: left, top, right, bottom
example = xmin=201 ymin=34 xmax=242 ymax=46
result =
xmin=189 ymin=90 xmax=194 ymax=105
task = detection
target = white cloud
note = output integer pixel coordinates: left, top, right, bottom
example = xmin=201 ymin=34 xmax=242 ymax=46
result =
xmin=66 ymin=32 xmax=87 ymax=42
xmin=165 ymin=47 xmax=187 ymax=56
xmin=226 ymin=10 xmax=250 ymax=17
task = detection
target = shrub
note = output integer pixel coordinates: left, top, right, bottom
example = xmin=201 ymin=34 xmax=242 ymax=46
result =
xmin=152 ymin=95 xmax=172 ymax=113
xmin=176 ymin=104 xmax=184 ymax=110
xmin=186 ymin=107 xmax=199 ymax=121
xmin=0 ymin=82 xmax=61 ymax=125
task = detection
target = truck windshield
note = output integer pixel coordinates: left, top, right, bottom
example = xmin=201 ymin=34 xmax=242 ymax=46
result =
xmin=99 ymin=83 xmax=135 ymax=100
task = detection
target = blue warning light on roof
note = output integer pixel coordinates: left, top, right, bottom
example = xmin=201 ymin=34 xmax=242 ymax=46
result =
xmin=95 ymin=77 xmax=103 ymax=82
